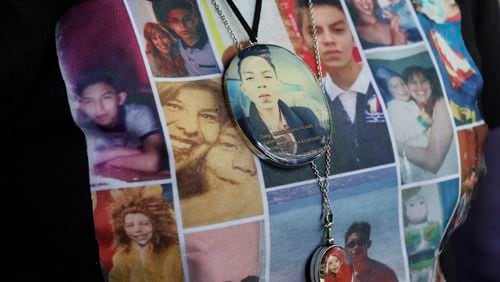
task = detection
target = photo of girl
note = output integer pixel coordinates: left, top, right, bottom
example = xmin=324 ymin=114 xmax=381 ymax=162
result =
xmin=345 ymin=0 xmax=421 ymax=49
xmin=369 ymin=46 xmax=458 ymax=185
xmin=158 ymin=80 xmax=263 ymax=227
xmin=92 ymin=186 xmax=164 ymax=278
xmin=225 ymin=44 xmax=330 ymax=165
xmin=319 ymin=247 xmax=353 ymax=282
xmin=107 ymin=186 xmax=183 ymax=281
xmin=143 ymin=22 xmax=187 ymax=77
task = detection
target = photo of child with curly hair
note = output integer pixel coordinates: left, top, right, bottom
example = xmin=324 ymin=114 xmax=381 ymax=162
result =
xmin=108 ymin=188 xmax=183 ymax=281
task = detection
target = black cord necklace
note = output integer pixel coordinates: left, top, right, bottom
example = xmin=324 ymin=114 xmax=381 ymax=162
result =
xmin=225 ymin=0 xmax=262 ymax=44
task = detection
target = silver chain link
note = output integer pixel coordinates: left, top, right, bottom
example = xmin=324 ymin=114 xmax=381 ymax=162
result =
xmin=210 ymin=0 xmax=243 ymax=50
xmin=210 ymin=0 xmax=335 ymax=243
xmin=306 ymin=0 xmax=336 ymax=244
xmin=307 ymin=0 xmax=327 ymax=92
xmin=311 ymin=145 xmax=334 ymax=244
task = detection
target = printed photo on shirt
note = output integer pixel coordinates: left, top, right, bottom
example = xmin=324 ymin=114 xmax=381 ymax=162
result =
xmin=184 ymin=221 xmax=265 ymax=282
xmin=157 ymin=79 xmax=264 ymax=228
xmin=314 ymin=246 xmax=354 ymax=282
xmin=344 ymin=0 xmax=423 ymax=49
xmin=368 ymin=45 xmax=459 ymax=185
xmin=446 ymin=125 xmax=488 ymax=232
xmin=56 ymin=0 xmax=170 ymax=188
xmin=224 ymin=44 xmax=331 ymax=165
xmin=412 ymin=0 xmax=484 ymax=126
xmin=401 ymin=178 xmax=458 ymax=282
xmin=262 ymin=0 xmax=394 ymax=187
xmin=125 ymin=0 xmax=221 ymax=77
xmin=91 ymin=185 xmax=183 ymax=281
xmin=267 ymin=166 xmax=404 ymax=281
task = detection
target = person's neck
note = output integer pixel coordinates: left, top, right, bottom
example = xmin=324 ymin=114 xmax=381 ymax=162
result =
xmin=353 ymin=256 xmax=373 ymax=273
xmin=97 ymin=119 xmax=120 ymax=131
xmin=358 ymin=13 xmax=378 ymax=26
xmin=134 ymin=242 xmax=148 ymax=263
xmin=183 ymin=34 xmax=200 ymax=47
xmin=326 ymin=61 xmax=362 ymax=91
xmin=258 ymin=106 xmax=281 ymax=129
xmin=159 ymin=49 xmax=170 ymax=58
xmin=401 ymin=98 xmax=413 ymax=104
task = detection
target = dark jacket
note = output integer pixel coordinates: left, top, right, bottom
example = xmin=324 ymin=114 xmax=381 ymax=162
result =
xmin=238 ymin=100 xmax=326 ymax=156
xmin=329 ymin=85 xmax=394 ymax=173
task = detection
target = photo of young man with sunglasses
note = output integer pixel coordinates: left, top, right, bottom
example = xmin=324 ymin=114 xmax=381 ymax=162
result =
xmin=344 ymin=221 xmax=398 ymax=282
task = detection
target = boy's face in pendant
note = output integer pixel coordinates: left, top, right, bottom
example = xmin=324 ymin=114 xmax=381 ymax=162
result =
xmin=239 ymin=56 xmax=282 ymax=111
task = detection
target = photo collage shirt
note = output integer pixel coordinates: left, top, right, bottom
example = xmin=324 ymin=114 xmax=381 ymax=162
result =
xmin=56 ymin=0 xmax=488 ymax=281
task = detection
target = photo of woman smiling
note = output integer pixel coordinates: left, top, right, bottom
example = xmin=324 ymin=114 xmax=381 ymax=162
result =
xmin=159 ymin=80 xmax=226 ymax=197
xmin=159 ymin=80 xmax=263 ymax=227
xmin=233 ymin=45 xmax=328 ymax=162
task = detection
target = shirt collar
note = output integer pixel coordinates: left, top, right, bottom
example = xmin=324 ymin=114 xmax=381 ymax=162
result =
xmin=324 ymin=65 xmax=371 ymax=101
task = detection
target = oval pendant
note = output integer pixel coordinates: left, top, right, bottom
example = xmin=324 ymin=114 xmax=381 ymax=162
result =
xmin=310 ymin=245 xmax=354 ymax=282
xmin=223 ymin=44 xmax=332 ymax=167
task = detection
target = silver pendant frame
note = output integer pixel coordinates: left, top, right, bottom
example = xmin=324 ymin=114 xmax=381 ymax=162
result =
xmin=310 ymin=244 xmax=354 ymax=282
xmin=222 ymin=43 xmax=332 ymax=167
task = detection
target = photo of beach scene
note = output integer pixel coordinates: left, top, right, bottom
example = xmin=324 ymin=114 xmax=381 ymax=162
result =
xmin=267 ymin=166 xmax=405 ymax=282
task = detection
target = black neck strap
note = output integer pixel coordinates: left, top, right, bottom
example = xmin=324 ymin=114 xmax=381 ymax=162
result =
xmin=225 ymin=0 xmax=262 ymax=43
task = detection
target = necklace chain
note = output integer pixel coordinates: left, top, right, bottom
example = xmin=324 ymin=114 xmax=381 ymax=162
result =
xmin=305 ymin=3 xmax=336 ymax=242
xmin=210 ymin=0 xmax=243 ymax=50
xmin=210 ymin=0 xmax=335 ymax=244
xmin=306 ymin=0 xmax=327 ymax=92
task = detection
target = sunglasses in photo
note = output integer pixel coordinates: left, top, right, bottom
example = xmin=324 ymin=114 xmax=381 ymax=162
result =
xmin=346 ymin=238 xmax=368 ymax=249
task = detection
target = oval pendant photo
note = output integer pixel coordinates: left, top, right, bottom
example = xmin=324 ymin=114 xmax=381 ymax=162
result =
xmin=310 ymin=245 xmax=354 ymax=282
xmin=223 ymin=44 xmax=332 ymax=167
